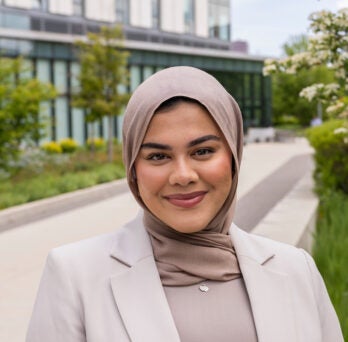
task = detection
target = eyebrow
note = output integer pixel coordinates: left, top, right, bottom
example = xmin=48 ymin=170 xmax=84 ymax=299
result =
xmin=140 ymin=135 xmax=221 ymax=150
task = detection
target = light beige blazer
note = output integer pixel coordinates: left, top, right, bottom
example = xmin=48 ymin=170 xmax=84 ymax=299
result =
xmin=26 ymin=212 xmax=343 ymax=342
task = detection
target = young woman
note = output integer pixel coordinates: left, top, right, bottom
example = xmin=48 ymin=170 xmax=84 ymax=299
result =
xmin=26 ymin=66 xmax=343 ymax=341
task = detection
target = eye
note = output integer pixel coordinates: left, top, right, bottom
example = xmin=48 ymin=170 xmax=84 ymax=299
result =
xmin=146 ymin=153 xmax=169 ymax=161
xmin=193 ymin=148 xmax=215 ymax=157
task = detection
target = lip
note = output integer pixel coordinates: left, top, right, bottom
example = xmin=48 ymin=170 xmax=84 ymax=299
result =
xmin=164 ymin=191 xmax=207 ymax=209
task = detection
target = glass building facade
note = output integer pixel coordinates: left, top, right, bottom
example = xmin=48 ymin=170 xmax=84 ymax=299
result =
xmin=0 ymin=1 xmax=271 ymax=145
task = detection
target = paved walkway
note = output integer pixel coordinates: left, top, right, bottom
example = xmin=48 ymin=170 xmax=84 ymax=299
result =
xmin=0 ymin=138 xmax=314 ymax=342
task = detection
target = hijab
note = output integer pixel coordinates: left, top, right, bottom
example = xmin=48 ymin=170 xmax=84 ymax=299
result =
xmin=122 ymin=66 xmax=244 ymax=286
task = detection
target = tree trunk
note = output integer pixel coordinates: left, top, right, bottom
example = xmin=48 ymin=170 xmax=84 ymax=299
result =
xmin=90 ymin=122 xmax=96 ymax=158
xmin=107 ymin=114 xmax=113 ymax=163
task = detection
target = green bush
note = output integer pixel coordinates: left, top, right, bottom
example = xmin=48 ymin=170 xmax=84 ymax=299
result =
xmin=59 ymin=138 xmax=79 ymax=153
xmin=41 ymin=141 xmax=62 ymax=154
xmin=313 ymin=190 xmax=348 ymax=340
xmin=306 ymin=120 xmax=348 ymax=194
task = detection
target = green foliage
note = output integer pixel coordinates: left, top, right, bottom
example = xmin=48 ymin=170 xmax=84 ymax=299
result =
xmin=73 ymin=26 xmax=130 ymax=162
xmin=59 ymin=138 xmax=79 ymax=153
xmin=41 ymin=141 xmax=62 ymax=154
xmin=306 ymin=120 xmax=348 ymax=193
xmin=0 ymin=57 xmax=57 ymax=169
xmin=0 ymin=147 xmax=125 ymax=209
xmin=313 ymin=190 xmax=348 ymax=340
xmin=86 ymin=137 xmax=106 ymax=151
xmin=271 ymin=35 xmax=335 ymax=126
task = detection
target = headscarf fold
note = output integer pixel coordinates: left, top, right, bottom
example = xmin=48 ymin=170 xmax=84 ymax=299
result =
xmin=123 ymin=66 xmax=244 ymax=286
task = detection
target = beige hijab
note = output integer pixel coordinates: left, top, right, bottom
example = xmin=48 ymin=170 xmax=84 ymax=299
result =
xmin=123 ymin=66 xmax=244 ymax=286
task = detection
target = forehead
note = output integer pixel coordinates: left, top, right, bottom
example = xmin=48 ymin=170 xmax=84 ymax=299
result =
xmin=143 ymin=101 xmax=222 ymax=140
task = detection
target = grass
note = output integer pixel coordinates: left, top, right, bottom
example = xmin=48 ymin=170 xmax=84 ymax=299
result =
xmin=0 ymin=145 xmax=125 ymax=210
xmin=313 ymin=190 xmax=348 ymax=339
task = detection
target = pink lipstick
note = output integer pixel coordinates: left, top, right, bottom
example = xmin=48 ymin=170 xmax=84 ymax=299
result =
xmin=164 ymin=191 xmax=207 ymax=208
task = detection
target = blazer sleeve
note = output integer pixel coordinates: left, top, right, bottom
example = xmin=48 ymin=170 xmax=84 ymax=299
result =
xmin=26 ymin=249 xmax=86 ymax=342
xmin=301 ymin=249 xmax=344 ymax=342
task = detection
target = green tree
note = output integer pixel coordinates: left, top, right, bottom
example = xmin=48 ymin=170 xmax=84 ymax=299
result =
xmin=271 ymin=35 xmax=334 ymax=126
xmin=0 ymin=57 xmax=57 ymax=170
xmin=73 ymin=26 xmax=130 ymax=162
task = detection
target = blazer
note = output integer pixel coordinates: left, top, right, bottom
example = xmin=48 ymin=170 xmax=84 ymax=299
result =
xmin=26 ymin=212 xmax=343 ymax=342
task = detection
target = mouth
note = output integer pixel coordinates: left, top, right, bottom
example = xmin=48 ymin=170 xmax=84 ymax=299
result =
xmin=164 ymin=191 xmax=207 ymax=209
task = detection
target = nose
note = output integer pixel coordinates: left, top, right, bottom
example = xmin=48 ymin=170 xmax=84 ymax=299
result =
xmin=168 ymin=159 xmax=199 ymax=186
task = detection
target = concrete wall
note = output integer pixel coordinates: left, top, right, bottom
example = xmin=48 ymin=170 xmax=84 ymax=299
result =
xmin=130 ymin=0 xmax=152 ymax=28
xmin=160 ymin=0 xmax=185 ymax=33
xmin=85 ymin=0 xmax=115 ymax=22
xmin=4 ymin=0 xmax=31 ymax=9
xmin=49 ymin=0 xmax=73 ymax=16
xmin=195 ymin=0 xmax=208 ymax=37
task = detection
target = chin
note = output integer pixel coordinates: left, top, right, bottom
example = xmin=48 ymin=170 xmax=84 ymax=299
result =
xmin=168 ymin=220 xmax=207 ymax=234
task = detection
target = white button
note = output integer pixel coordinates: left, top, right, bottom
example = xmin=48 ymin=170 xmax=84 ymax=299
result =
xmin=199 ymin=284 xmax=209 ymax=292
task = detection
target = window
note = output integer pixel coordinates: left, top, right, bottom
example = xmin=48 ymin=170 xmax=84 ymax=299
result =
xmin=31 ymin=0 xmax=48 ymax=11
xmin=115 ymin=0 xmax=129 ymax=24
xmin=184 ymin=0 xmax=195 ymax=34
xmin=73 ymin=0 xmax=84 ymax=16
xmin=151 ymin=0 xmax=160 ymax=29
xmin=208 ymin=0 xmax=230 ymax=41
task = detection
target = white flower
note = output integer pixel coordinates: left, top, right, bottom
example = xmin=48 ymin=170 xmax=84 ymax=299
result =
xmin=333 ymin=127 xmax=348 ymax=134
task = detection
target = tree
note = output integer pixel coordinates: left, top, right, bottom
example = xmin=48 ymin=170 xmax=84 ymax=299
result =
xmin=73 ymin=26 xmax=130 ymax=162
xmin=264 ymin=8 xmax=348 ymax=120
xmin=271 ymin=35 xmax=335 ymax=126
xmin=0 ymin=57 xmax=57 ymax=170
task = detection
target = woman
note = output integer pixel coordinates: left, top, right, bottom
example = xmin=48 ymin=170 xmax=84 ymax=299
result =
xmin=26 ymin=66 xmax=343 ymax=341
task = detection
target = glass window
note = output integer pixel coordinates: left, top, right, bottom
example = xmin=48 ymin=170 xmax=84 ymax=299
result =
xmin=70 ymin=62 xmax=80 ymax=94
xmin=72 ymin=108 xmax=85 ymax=145
xmin=184 ymin=0 xmax=195 ymax=34
xmin=73 ymin=0 xmax=84 ymax=16
xmin=3 ymin=13 xmax=30 ymax=30
xmin=54 ymin=61 xmax=67 ymax=94
xmin=36 ymin=59 xmax=50 ymax=83
xmin=130 ymin=65 xmax=141 ymax=92
xmin=151 ymin=0 xmax=160 ymax=29
xmin=55 ymin=97 xmax=69 ymax=140
xmin=208 ymin=0 xmax=230 ymax=41
xmin=143 ymin=66 xmax=154 ymax=80
xmin=115 ymin=0 xmax=129 ymax=24
xmin=39 ymin=101 xmax=52 ymax=143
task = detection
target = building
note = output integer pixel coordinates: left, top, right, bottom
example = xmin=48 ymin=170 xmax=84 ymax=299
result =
xmin=0 ymin=0 xmax=271 ymax=144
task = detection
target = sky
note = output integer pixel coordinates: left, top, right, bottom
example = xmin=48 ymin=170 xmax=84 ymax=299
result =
xmin=231 ymin=0 xmax=348 ymax=57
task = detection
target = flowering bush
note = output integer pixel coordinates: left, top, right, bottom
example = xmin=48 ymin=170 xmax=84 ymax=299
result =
xmin=59 ymin=138 xmax=79 ymax=153
xmin=264 ymin=8 xmax=348 ymax=119
xmin=41 ymin=141 xmax=62 ymax=154
xmin=86 ymin=137 xmax=106 ymax=151
xmin=306 ymin=120 xmax=348 ymax=193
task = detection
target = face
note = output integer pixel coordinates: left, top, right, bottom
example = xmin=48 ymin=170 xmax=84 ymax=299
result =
xmin=134 ymin=101 xmax=232 ymax=233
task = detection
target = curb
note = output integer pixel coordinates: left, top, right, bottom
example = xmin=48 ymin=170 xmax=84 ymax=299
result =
xmin=0 ymin=178 xmax=129 ymax=232
xmin=251 ymin=171 xmax=319 ymax=252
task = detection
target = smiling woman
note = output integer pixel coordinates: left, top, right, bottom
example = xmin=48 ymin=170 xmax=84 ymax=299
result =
xmin=135 ymin=98 xmax=232 ymax=233
xmin=26 ymin=66 xmax=343 ymax=342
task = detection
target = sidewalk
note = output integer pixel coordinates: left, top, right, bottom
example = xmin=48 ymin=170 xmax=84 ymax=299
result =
xmin=0 ymin=138 xmax=315 ymax=342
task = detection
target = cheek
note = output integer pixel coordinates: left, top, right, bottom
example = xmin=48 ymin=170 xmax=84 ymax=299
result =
xmin=204 ymin=154 xmax=233 ymax=187
xmin=135 ymin=162 xmax=166 ymax=197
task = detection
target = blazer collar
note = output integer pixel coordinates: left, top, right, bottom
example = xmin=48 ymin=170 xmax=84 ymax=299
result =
xmin=109 ymin=211 xmax=181 ymax=342
xmin=109 ymin=215 xmax=297 ymax=342
xmin=231 ymin=224 xmax=297 ymax=342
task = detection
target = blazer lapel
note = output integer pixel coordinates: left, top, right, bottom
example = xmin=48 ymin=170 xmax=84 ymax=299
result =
xmin=231 ymin=225 xmax=297 ymax=342
xmin=109 ymin=213 xmax=180 ymax=342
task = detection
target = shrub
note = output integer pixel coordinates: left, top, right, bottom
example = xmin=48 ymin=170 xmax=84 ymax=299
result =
xmin=313 ymin=190 xmax=348 ymax=340
xmin=41 ymin=141 xmax=62 ymax=154
xmin=306 ymin=120 xmax=348 ymax=194
xmin=86 ymin=137 xmax=106 ymax=151
xmin=59 ymin=138 xmax=79 ymax=153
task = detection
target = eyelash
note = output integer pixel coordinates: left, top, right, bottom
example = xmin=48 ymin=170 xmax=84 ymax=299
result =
xmin=145 ymin=148 xmax=215 ymax=162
